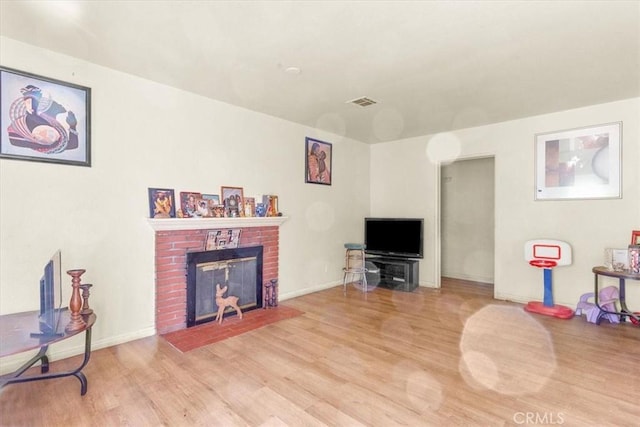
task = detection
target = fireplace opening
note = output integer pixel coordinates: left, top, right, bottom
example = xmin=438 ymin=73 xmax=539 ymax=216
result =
xmin=186 ymin=246 xmax=263 ymax=327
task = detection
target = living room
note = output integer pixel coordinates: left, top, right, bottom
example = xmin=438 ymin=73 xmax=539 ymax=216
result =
xmin=1 ymin=2 xmax=639 ymax=423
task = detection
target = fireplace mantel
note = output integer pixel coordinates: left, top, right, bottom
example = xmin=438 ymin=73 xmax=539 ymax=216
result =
xmin=147 ymin=216 xmax=289 ymax=231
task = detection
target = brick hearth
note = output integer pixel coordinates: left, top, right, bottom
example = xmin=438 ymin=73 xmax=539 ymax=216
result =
xmin=151 ymin=222 xmax=282 ymax=334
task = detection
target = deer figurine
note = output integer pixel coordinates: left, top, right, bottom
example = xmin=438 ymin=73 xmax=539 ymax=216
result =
xmin=215 ymin=283 xmax=243 ymax=324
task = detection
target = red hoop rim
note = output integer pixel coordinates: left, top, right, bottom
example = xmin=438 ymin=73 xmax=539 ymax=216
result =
xmin=529 ymin=259 xmax=557 ymax=268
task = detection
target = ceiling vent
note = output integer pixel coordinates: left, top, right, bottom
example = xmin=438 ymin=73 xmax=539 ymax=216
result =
xmin=347 ymin=96 xmax=378 ymax=107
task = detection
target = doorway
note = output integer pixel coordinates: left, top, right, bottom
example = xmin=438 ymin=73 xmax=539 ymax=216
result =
xmin=440 ymin=157 xmax=495 ymax=285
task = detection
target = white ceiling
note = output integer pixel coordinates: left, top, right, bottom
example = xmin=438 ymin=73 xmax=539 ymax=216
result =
xmin=1 ymin=1 xmax=639 ymax=143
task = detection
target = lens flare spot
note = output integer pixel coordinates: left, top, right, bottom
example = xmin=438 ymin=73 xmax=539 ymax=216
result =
xmin=459 ymin=305 xmax=555 ymax=395
xmin=426 ymin=133 xmax=461 ymax=165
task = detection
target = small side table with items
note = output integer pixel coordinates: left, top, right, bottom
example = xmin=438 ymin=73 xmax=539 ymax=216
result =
xmin=0 ymin=309 xmax=97 ymax=395
xmin=0 ymin=268 xmax=97 ymax=395
xmin=592 ymin=266 xmax=640 ymax=325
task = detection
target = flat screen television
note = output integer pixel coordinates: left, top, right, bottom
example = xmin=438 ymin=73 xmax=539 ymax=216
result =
xmin=32 ymin=250 xmax=63 ymax=337
xmin=364 ymin=218 xmax=424 ymax=259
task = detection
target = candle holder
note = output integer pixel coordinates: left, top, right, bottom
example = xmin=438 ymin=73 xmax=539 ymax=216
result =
xmin=66 ymin=269 xmax=87 ymax=332
xmin=263 ymin=278 xmax=278 ymax=308
xmin=80 ymin=283 xmax=93 ymax=315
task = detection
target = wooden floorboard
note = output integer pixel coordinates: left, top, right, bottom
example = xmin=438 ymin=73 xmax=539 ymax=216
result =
xmin=1 ymin=277 xmax=639 ymax=426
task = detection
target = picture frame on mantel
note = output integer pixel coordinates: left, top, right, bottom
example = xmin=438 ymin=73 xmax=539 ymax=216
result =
xmin=221 ymin=186 xmax=244 ymax=218
xmin=534 ymin=122 xmax=621 ymax=201
xmin=305 ymin=137 xmax=332 ymax=185
xmin=148 ymin=188 xmax=176 ymax=218
xmin=0 ymin=66 xmax=91 ymax=167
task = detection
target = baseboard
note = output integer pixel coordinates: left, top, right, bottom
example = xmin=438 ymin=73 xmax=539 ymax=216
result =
xmin=442 ymin=272 xmax=494 ymax=284
xmin=0 ymin=327 xmax=156 ymax=375
xmin=279 ymin=280 xmax=341 ymax=301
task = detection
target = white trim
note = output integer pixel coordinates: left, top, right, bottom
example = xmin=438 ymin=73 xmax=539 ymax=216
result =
xmin=147 ymin=216 xmax=289 ymax=231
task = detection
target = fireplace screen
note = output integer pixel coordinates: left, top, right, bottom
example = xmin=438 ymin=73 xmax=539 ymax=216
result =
xmin=186 ymin=246 xmax=263 ymax=327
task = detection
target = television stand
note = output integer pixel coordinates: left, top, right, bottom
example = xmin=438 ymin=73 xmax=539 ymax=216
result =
xmin=368 ymin=257 xmax=419 ymax=292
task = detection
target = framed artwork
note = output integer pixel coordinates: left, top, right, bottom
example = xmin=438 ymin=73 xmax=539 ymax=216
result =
xmin=0 ymin=66 xmax=91 ymax=167
xmin=205 ymin=229 xmax=242 ymax=250
xmin=534 ymin=122 xmax=621 ymax=200
xmin=305 ymin=137 xmax=332 ymax=185
xmin=148 ymin=188 xmax=176 ymax=218
xmin=221 ymin=186 xmax=244 ymax=217
xmin=201 ymin=194 xmax=221 ymax=218
xmin=604 ymin=248 xmax=628 ymax=271
xmin=262 ymin=194 xmax=279 ymax=216
xmin=179 ymin=192 xmax=202 ymax=218
xmin=631 ymin=230 xmax=640 ymax=245
xmin=243 ymin=197 xmax=256 ymax=217
xmin=610 ymin=248 xmax=629 ymax=271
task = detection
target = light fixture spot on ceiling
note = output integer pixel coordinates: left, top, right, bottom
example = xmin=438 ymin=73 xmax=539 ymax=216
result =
xmin=347 ymin=96 xmax=378 ymax=107
xmin=284 ymin=66 xmax=301 ymax=75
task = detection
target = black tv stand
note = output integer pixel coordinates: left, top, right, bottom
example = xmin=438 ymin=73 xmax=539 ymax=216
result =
xmin=367 ymin=257 xmax=419 ymax=292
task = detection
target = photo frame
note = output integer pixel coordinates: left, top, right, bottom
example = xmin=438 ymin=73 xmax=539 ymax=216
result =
xmin=305 ymin=137 xmax=332 ymax=185
xmin=201 ymin=194 xmax=221 ymax=218
xmin=243 ymin=197 xmax=256 ymax=217
xmin=603 ymin=248 xmax=629 ymax=271
xmin=534 ymin=122 xmax=621 ymax=200
xmin=220 ymin=186 xmax=244 ymax=217
xmin=631 ymin=230 xmax=640 ymax=246
xmin=179 ymin=192 xmax=203 ymax=218
xmin=148 ymin=188 xmax=176 ymax=218
xmin=0 ymin=66 xmax=91 ymax=167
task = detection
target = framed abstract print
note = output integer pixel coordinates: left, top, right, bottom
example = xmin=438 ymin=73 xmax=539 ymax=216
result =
xmin=0 ymin=66 xmax=91 ymax=166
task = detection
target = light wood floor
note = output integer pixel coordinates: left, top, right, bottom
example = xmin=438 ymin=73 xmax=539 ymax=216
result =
xmin=2 ymin=278 xmax=639 ymax=426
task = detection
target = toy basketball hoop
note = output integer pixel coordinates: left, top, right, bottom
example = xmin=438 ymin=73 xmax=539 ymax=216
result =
xmin=524 ymin=239 xmax=574 ymax=319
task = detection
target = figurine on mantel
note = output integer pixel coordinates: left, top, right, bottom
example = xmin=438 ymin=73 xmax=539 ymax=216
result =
xmin=215 ymin=284 xmax=243 ymax=324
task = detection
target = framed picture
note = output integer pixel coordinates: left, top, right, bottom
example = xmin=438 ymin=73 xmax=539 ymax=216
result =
xmin=221 ymin=186 xmax=244 ymax=218
xmin=243 ymin=197 xmax=256 ymax=217
xmin=0 ymin=66 xmax=91 ymax=167
xmin=604 ymin=248 xmax=630 ymax=271
xmin=179 ymin=192 xmax=203 ymax=218
xmin=205 ymin=229 xmax=242 ymax=250
xmin=261 ymin=194 xmax=279 ymax=216
xmin=201 ymin=194 xmax=221 ymax=218
xmin=305 ymin=137 xmax=332 ymax=185
xmin=148 ymin=188 xmax=176 ymax=218
xmin=534 ymin=122 xmax=621 ymax=200
xmin=631 ymin=230 xmax=640 ymax=245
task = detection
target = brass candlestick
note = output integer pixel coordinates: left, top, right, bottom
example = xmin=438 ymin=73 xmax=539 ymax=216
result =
xmin=66 ymin=269 xmax=87 ymax=332
xmin=80 ymin=283 xmax=93 ymax=315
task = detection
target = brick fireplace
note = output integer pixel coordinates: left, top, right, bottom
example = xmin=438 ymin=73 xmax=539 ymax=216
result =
xmin=148 ymin=217 xmax=287 ymax=334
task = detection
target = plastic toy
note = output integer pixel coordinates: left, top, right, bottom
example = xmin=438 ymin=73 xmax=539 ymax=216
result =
xmin=575 ymin=286 xmax=620 ymax=324
xmin=524 ymin=239 xmax=574 ymax=319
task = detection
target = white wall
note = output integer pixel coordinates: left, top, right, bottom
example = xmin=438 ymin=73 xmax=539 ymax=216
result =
xmin=371 ymin=97 xmax=640 ymax=309
xmin=0 ymin=37 xmax=370 ymax=370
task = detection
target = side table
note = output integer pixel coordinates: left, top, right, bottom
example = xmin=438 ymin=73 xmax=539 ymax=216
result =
xmin=592 ymin=266 xmax=640 ymax=324
xmin=0 ymin=309 xmax=97 ymax=395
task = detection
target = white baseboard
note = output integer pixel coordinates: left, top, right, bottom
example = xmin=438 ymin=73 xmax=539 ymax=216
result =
xmin=279 ymin=280 xmax=341 ymax=301
xmin=0 ymin=327 xmax=156 ymax=375
xmin=441 ymin=272 xmax=494 ymax=284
